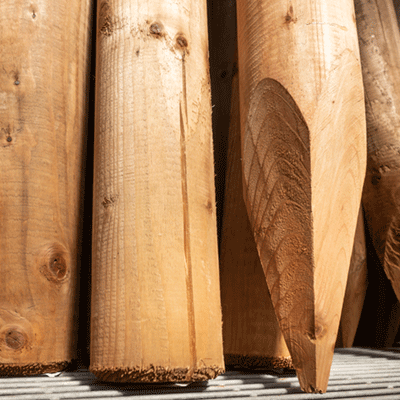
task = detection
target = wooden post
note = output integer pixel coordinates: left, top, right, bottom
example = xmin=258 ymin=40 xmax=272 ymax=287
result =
xmin=336 ymin=207 xmax=368 ymax=348
xmin=0 ymin=0 xmax=91 ymax=375
xmin=220 ymin=59 xmax=292 ymax=370
xmin=355 ymin=0 xmax=400 ymax=305
xmin=236 ymin=0 xmax=366 ymax=392
xmin=90 ymin=0 xmax=224 ymax=382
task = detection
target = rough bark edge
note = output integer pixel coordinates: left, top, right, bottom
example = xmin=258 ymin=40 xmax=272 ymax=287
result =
xmin=224 ymin=354 xmax=294 ymax=370
xmin=0 ymin=361 xmax=70 ymax=376
xmin=89 ymin=365 xmax=225 ymax=383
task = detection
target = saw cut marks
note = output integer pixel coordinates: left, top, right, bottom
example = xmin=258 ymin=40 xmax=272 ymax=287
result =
xmin=220 ymin=68 xmax=293 ymax=370
xmin=0 ymin=0 xmax=91 ymax=374
xmin=90 ymin=0 xmax=224 ymax=382
xmin=244 ymin=78 xmax=314 ymax=353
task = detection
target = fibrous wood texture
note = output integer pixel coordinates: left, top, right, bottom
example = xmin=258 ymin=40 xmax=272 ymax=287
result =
xmin=0 ymin=0 xmax=91 ymax=375
xmin=91 ymin=0 xmax=224 ymax=382
xmin=236 ymin=0 xmax=366 ymax=393
xmin=220 ymin=62 xmax=292 ymax=370
xmin=355 ymin=0 xmax=400 ymax=304
xmin=336 ymin=207 xmax=368 ymax=348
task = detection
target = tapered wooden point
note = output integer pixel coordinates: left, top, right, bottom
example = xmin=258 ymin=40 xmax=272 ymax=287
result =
xmin=220 ymin=58 xmax=293 ymax=372
xmin=355 ymin=0 xmax=400 ymax=305
xmin=236 ymin=0 xmax=366 ymax=392
xmin=337 ymin=207 xmax=368 ymax=348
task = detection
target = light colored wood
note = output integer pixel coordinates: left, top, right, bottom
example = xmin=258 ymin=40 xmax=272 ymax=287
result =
xmin=0 ymin=0 xmax=91 ymax=375
xmin=355 ymin=0 xmax=400 ymax=304
xmin=90 ymin=0 xmax=224 ymax=382
xmin=220 ymin=62 xmax=292 ymax=370
xmin=336 ymin=207 xmax=368 ymax=348
xmin=236 ymin=0 xmax=366 ymax=393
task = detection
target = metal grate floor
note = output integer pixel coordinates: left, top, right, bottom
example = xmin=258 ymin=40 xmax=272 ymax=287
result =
xmin=2 ymin=348 xmax=400 ymax=399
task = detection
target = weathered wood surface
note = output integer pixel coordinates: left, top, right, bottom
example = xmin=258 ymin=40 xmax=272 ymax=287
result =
xmin=90 ymin=0 xmax=224 ymax=382
xmin=355 ymin=0 xmax=400 ymax=304
xmin=336 ymin=207 xmax=368 ymax=348
xmin=0 ymin=0 xmax=91 ymax=375
xmin=220 ymin=61 xmax=293 ymax=370
xmin=236 ymin=0 xmax=366 ymax=392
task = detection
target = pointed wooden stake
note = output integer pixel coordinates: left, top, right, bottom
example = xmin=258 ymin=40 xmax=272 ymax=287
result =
xmin=220 ymin=59 xmax=292 ymax=370
xmin=355 ymin=0 xmax=400 ymax=304
xmin=336 ymin=207 xmax=368 ymax=348
xmin=0 ymin=0 xmax=91 ymax=375
xmin=90 ymin=0 xmax=224 ymax=382
xmin=236 ymin=0 xmax=366 ymax=392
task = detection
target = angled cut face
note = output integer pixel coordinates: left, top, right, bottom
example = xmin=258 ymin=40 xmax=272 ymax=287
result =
xmin=241 ymin=48 xmax=366 ymax=393
xmin=243 ymin=77 xmax=314 ymax=359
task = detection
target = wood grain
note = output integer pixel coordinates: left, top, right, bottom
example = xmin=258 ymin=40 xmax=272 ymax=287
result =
xmin=90 ymin=0 xmax=224 ymax=382
xmin=336 ymin=207 xmax=368 ymax=348
xmin=236 ymin=0 xmax=366 ymax=392
xmin=355 ymin=0 xmax=400 ymax=304
xmin=0 ymin=0 xmax=91 ymax=375
xmin=220 ymin=61 xmax=293 ymax=371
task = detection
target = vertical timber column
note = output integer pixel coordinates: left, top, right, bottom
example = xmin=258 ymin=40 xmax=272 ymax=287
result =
xmin=355 ymin=0 xmax=400 ymax=305
xmin=90 ymin=0 xmax=224 ymax=382
xmin=236 ymin=0 xmax=366 ymax=393
xmin=220 ymin=59 xmax=292 ymax=370
xmin=0 ymin=0 xmax=91 ymax=374
xmin=336 ymin=207 xmax=368 ymax=348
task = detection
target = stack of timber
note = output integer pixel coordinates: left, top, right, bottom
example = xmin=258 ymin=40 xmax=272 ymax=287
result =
xmin=90 ymin=0 xmax=224 ymax=382
xmin=355 ymin=0 xmax=400 ymax=313
xmin=0 ymin=0 xmax=92 ymax=375
xmin=236 ymin=0 xmax=367 ymax=393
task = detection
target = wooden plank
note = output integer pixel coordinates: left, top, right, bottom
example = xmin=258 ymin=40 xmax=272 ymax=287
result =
xmin=336 ymin=207 xmax=368 ymax=348
xmin=355 ymin=0 xmax=400 ymax=305
xmin=220 ymin=58 xmax=293 ymax=370
xmin=236 ymin=0 xmax=366 ymax=392
xmin=90 ymin=0 xmax=224 ymax=382
xmin=0 ymin=0 xmax=91 ymax=375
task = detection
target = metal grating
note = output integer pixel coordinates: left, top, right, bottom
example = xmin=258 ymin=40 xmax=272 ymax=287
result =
xmin=2 ymin=348 xmax=400 ymax=399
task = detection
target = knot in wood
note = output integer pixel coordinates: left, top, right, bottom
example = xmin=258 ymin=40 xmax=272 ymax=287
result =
xmin=176 ymin=35 xmax=188 ymax=49
xmin=50 ymin=256 xmax=67 ymax=280
xmin=5 ymin=329 xmax=26 ymax=350
xmin=150 ymin=22 xmax=164 ymax=37
xmin=38 ymin=243 xmax=70 ymax=284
